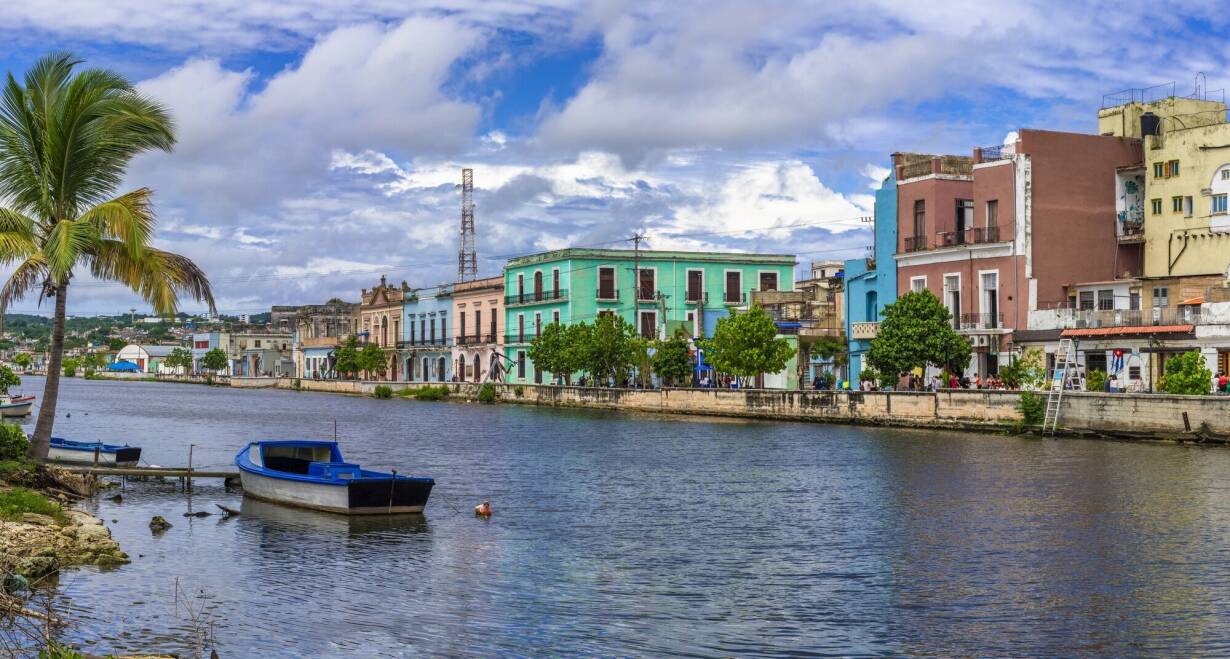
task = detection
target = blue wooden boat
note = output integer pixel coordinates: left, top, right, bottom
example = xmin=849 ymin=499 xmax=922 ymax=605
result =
xmin=48 ymin=437 xmax=141 ymax=467
xmin=235 ymin=440 xmax=434 ymax=515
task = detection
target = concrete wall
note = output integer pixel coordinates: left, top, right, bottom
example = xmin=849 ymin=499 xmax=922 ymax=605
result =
xmin=230 ymin=377 xmax=1230 ymax=439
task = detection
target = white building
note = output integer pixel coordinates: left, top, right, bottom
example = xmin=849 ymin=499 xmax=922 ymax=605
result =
xmin=115 ymin=344 xmax=178 ymax=373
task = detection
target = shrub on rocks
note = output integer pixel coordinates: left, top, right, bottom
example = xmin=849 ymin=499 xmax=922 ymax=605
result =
xmin=477 ymin=383 xmax=497 ymax=404
xmin=0 ymin=425 xmax=28 ymax=462
xmin=373 ymin=385 xmax=393 ymax=399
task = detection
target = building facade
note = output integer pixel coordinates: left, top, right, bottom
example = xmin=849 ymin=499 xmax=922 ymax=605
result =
xmin=190 ymin=332 xmax=293 ymax=376
xmin=291 ymin=300 xmax=359 ymax=379
xmin=844 ymin=168 xmax=898 ymax=382
xmin=358 ymin=276 xmax=406 ymax=380
xmin=502 ymin=248 xmax=797 ymax=386
xmin=450 ymin=276 xmax=505 ymax=383
xmin=402 ymin=285 xmax=453 ymax=383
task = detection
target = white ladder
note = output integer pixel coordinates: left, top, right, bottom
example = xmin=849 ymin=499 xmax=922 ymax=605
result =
xmin=1043 ymin=338 xmax=1077 ymax=434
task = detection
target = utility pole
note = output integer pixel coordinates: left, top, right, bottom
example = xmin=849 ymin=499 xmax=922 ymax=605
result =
xmin=628 ymin=232 xmax=646 ymax=315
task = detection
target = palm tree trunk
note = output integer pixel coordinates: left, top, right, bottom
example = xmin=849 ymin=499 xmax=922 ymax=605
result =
xmin=29 ymin=283 xmax=67 ymax=460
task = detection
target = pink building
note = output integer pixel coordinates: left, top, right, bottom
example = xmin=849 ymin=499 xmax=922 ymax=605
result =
xmin=893 ymin=129 xmax=1142 ymax=377
xmin=450 ymin=275 xmax=505 ymax=382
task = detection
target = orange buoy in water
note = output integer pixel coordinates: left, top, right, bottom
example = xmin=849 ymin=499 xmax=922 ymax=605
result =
xmin=475 ymin=501 xmax=492 ymax=516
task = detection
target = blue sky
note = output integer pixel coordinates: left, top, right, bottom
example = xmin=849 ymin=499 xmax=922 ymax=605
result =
xmin=0 ymin=0 xmax=1226 ymax=315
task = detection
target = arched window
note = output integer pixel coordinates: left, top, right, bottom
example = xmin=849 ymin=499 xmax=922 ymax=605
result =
xmin=381 ymin=316 xmax=388 ymax=346
xmin=437 ymin=356 xmax=447 ymax=382
xmin=458 ymin=354 xmax=466 ymax=382
xmin=866 ymin=291 xmax=878 ymax=322
xmin=423 ymin=357 xmax=430 ymax=381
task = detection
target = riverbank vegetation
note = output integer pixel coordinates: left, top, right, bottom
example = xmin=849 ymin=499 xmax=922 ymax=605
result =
xmin=867 ymin=291 xmax=971 ymax=378
xmin=1160 ymin=351 xmax=1213 ymax=395
xmin=397 ymin=385 xmax=449 ymax=401
xmin=0 ymin=52 xmax=216 ymax=460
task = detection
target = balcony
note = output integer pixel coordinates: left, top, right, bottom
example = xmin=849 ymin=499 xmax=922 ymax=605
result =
xmin=505 ymin=332 xmax=538 ymax=344
xmin=636 ymin=289 xmax=661 ymax=303
xmin=1044 ymin=306 xmax=1200 ymax=329
xmin=1117 ymin=222 xmax=1144 ymax=244
xmin=506 ymin=289 xmax=568 ymax=306
xmin=935 ymin=225 xmax=1009 ymax=248
xmin=398 ymin=337 xmax=453 ymax=349
xmin=685 ymin=290 xmax=707 ymax=304
xmin=454 ymin=333 xmax=500 ymax=346
xmin=722 ymin=291 xmax=747 ymax=306
xmin=596 ymin=288 xmax=620 ymax=302
xmin=903 ymin=235 xmax=928 ymax=252
xmin=851 ymin=321 xmax=879 ymax=340
xmin=959 ymin=312 xmax=1004 ymax=330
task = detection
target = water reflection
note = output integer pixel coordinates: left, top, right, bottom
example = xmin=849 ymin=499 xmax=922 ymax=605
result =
xmin=238 ymin=497 xmax=430 ymax=538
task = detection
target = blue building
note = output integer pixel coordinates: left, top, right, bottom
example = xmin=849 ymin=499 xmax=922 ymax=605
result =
xmin=844 ymin=167 xmax=898 ymax=382
xmin=402 ymin=285 xmax=453 ymax=382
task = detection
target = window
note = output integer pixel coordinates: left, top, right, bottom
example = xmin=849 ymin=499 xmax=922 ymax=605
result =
xmin=724 ymin=271 xmax=742 ymax=303
xmin=254 ymin=340 xmax=261 ymax=348
xmin=1129 ymin=365 xmax=1141 ymax=380
xmin=1079 ymin=291 xmax=1095 ymax=310
xmin=1167 ymin=159 xmax=1180 ymax=177
xmin=534 ymin=312 xmax=542 ymax=337
xmin=1214 ymin=194 xmax=1228 ymax=214
xmin=552 ymin=268 xmax=560 ymax=298
xmin=1153 ymin=162 xmax=1164 ymax=178
xmin=419 ymin=319 xmax=426 ymax=345
xmin=686 ymin=311 xmax=698 ymax=336
xmin=552 ymin=310 xmax=560 ymax=325
xmin=473 ymin=310 xmax=480 ymax=339
xmin=489 ymin=310 xmax=496 ymax=340
xmin=517 ymin=273 xmax=525 ymax=302
xmin=1129 ymin=291 xmax=1140 ymax=310
xmin=981 ymin=272 xmax=998 ymax=328
xmin=759 ymin=272 xmax=779 ymax=291
xmin=639 ymin=311 xmax=657 ymax=339
xmin=1151 ymin=198 xmax=1163 ymax=215
xmin=459 ymin=312 xmax=466 ymax=340
xmin=516 ymin=351 xmax=526 ymax=378
xmin=986 ymin=199 xmax=998 ymax=227
xmin=533 ymin=271 xmax=543 ymax=301
xmin=956 ymin=199 xmax=974 ymax=242
xmin=1152 ymin=287 xmax=1169 ymax=308
xmin=1222 ymin=169 xmax=1230 ymax=180
xmin=533 ymin=362 xmax=542 ymax=384
xmin=910 ymin=276 xmax=926 ymax=293
xmin=429 ymin=318 xmax=436 ymax=343
xmin=1184 ymin=196 xmax=1193 ymax=217
xmin=1097 ymin=289 xmax=1114 ymax=310
xmin=944 ymin=275 xmax=960 ymax=327
xmin=686 ymin=270 xmax=703 ymax=302
xmin=638 ymin=269 xmax=655 ymax=300
xmin=1172 ymin=196 xmax=1184 ymax=213
xmin=598 ymin=267 xmax=616 ymax=299
xmin=912 ymin=199 xmax=925 ymax=237
xmin=518 ymin=314 xmax=525 ymax=342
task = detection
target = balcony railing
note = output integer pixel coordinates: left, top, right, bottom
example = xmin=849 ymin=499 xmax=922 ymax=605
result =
xmin=903 ymin=235 xmax=928 ymax=252
xmin=455 ymin=333 xmax=501 ymax=345
xmin=979 ymin=144 xmax=1014 ymax=161
xmin=596 ymin=288 xmax=619 ymax=302
xmin=398 ymin=337 xmax=453 ymax=348
xmin=935 ymin=225 xmax=1008 ymax=248
xmin=636 ymin=288 xmax=660 ymax=302
xmin=851 ymin=321 xmax=879 ymax=340
xmin=685 ymin=290 xmax=707 ymax=304
xmin=506 ymin=289 xmax=568 ymax=306
xmin=959 ymin=312 xmax=1004 ymax=330
xmin=506 ymin=332 xmax=539 ymax=344
xmin=1048 ymin=306 xmax=1200 ymax=329
xmin=722 ymin=291 xmax=746 ymax=305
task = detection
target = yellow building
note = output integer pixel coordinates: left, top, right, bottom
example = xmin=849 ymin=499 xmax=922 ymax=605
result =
xmin=1100 ymin=92 xmax=1230 ymax=311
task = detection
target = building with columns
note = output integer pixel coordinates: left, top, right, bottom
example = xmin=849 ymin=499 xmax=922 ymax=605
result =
xmin=450 ymin=276 xmax=505 ymax=383
xmin=358 ymin=275 xmax=407 ymax=380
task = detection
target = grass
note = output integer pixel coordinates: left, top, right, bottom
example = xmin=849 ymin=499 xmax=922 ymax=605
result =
xmin=395 ymin=385 xmax=450 ymax=401
xmin=0 ymin=487 xmax=66 ymax=524
xmin=373 ymin=384 xmax=393 ymax=399
xmin=0 ymin=460 xmax=36 ymax=480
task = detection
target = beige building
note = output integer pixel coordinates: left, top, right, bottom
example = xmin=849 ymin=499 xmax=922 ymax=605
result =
xmin=292 ymin=299 xmax=359 ymax=379
xmin=450 ymin=276 xmax=505 ymax=382
xmin=359 ymin=275 xmax=407 ymax=380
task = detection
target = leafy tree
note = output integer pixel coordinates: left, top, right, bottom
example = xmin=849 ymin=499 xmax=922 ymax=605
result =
xmin=357 ymin=343 xmax=385 ymax=379
xmin=528 ymin=322 xmax=579 ymax=384
xmin=651 ymin=330 xmax=693 ymax=387
xmin=1160 ymin=350 xmax=1212 ymax=395
xmin=334 ymin=336 xmax=360 ymax=380
xmin=867 ymin=291 xmax=970 ymax=377
xmin=1085 ymin=369 xmax=1108 ymax=393
xmin=0 ymin=365 xmax=19 ymax=393
xmin=701 ymin=306 xmax=795 ymax=387
xmin=0 ymin=53 xmax=215 ymax=460
xmin=201 ymin=348 xmax=228 ymax=374
xmin=165 ymin=347 xmax=193 ymax=373
xmin=1000 ymin=347 xmax=1046 ymax=390
xmin=61 ymin=357 xmax=79 ymax=378
xmin=12 ymin=353 xmax=30 ymax=371
xmin=584 ymin=314 xmax=640 ymax=386
xmin=108 ymin=337 xmax=126 ymax=351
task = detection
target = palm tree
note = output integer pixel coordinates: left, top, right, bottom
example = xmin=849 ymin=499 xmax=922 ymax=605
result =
xmin=0 ymin=53 xmax=215 ymax=459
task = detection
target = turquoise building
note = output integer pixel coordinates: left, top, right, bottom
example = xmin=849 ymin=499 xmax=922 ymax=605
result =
xmin=501 ymin=248 xmax=797 ymax=385
xmin=844 ymin=168 xmax=898 ymax=382
xmin=402 ymin=285 xmax=453 ymax=382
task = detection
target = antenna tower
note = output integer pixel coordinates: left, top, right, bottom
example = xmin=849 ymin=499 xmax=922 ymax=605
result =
xmin=458 ymin=168 xmax=477 ymax=281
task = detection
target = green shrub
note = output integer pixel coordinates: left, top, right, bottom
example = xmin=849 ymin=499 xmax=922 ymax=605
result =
xmin=1160 ymin=350 xmax=1213 ymax=396
xmin=0 ymin=425 xmax=29 ymax=462
xmin=1017 ymin=391 xmax=1044 ymax=427
xmin=373 ymin=385 xmax=393 ymax=399
xmin=412 ymin=385 xmax=449 ymax=401
xmin=477 ymin=383 xmax=497 ymax=404
xmin=1085 ymin=369 xmax=1108 ymax=393
xmin=293 ymin=378 xmax=302 ymax=391
xmin=513 ymin=385 xmax=524 ymax=398
xmin=0 ymin=488 xmax=65 ymax=524
xmin=0 ymin=460 xmax=35 ymax=481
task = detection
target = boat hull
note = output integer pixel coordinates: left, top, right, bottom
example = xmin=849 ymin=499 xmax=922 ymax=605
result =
xmin=47 ymin=445 xmax=141 ymax=467
xmin=238 ymin=469 xmax=433 ymax=515
xmin=0 ymin=401 xmax=32 ymax=418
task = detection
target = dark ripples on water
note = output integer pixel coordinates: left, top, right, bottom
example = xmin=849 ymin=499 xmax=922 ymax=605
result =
xmin=22 ymin=377 xmax=1230 ymax=656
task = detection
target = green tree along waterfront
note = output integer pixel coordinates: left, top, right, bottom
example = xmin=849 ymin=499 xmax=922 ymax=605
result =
xmin=701 ymin=306 xmax=794 ymax=387
xmin=867 ymin=291 xmax=971 ymax=378
xmin=1161 ymin=351 xmax=1213 ymax=395
xmin=0 ymin=53 xmax=215 ymax=459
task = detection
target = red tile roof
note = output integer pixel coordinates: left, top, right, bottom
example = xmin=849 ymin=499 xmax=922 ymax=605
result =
xmin=1060 ymin=325 xmax=1194 ymax=338
xmin=1179 ymin=296 xmax=1204 ymax=306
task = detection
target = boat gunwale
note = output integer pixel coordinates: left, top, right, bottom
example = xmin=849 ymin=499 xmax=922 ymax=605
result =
xmin=236 ymin=440 xmax=434 ymax=487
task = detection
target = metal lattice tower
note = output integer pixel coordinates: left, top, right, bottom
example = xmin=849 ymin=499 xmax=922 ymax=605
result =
xmin=458 ymin=168 xmax=478 ymax=281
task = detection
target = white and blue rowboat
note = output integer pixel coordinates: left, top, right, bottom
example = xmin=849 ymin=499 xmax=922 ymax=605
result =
xmin=48 ymin=437 xmax=142 ymax=467
xmin=0 ymin=395 xmax=34 ymax=418
xmin=235 ymin=440 xmax=434 ymax=515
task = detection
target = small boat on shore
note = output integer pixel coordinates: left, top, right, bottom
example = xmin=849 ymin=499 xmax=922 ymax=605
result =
xmin=48 ymin=437 xmax=142 ymax=466
xmin=235 ymin=440 xmax=434 ymax=515
xmin=0 ymin=394 xmax=34 ymax=418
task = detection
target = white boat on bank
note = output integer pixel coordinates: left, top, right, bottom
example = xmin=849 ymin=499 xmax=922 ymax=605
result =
xmin=48 ymin=437 xmax=142 ymax=466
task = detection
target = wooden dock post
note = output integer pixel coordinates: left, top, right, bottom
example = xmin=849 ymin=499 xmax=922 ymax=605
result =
xmin=187 ymin=444 xmax=194 ymax=492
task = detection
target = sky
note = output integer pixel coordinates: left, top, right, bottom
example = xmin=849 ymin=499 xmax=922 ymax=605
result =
xmin=0 ymin=0 xmax=1226 ymax=316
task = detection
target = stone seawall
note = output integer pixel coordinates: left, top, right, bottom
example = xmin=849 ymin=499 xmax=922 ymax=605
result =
xmin=229 ymin=378 xmax=1230 ymax=440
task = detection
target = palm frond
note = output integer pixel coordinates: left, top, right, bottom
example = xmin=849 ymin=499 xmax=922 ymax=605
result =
xmin=77 ymin=188 xmax=154 ymax=256
xmin=90 ymin=240 xmax=215 ymax=315
xmin=0 ymin=208 xmax=37 ymax=260
xmin=0 ymin=255 xmax=47 ymax=317
xmin=43 ymin=219 xmax=98 ymax=284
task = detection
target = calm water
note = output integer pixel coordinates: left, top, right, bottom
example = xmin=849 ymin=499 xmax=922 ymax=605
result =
xmin=18 ymin=377 xmax=1230 ymax=656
